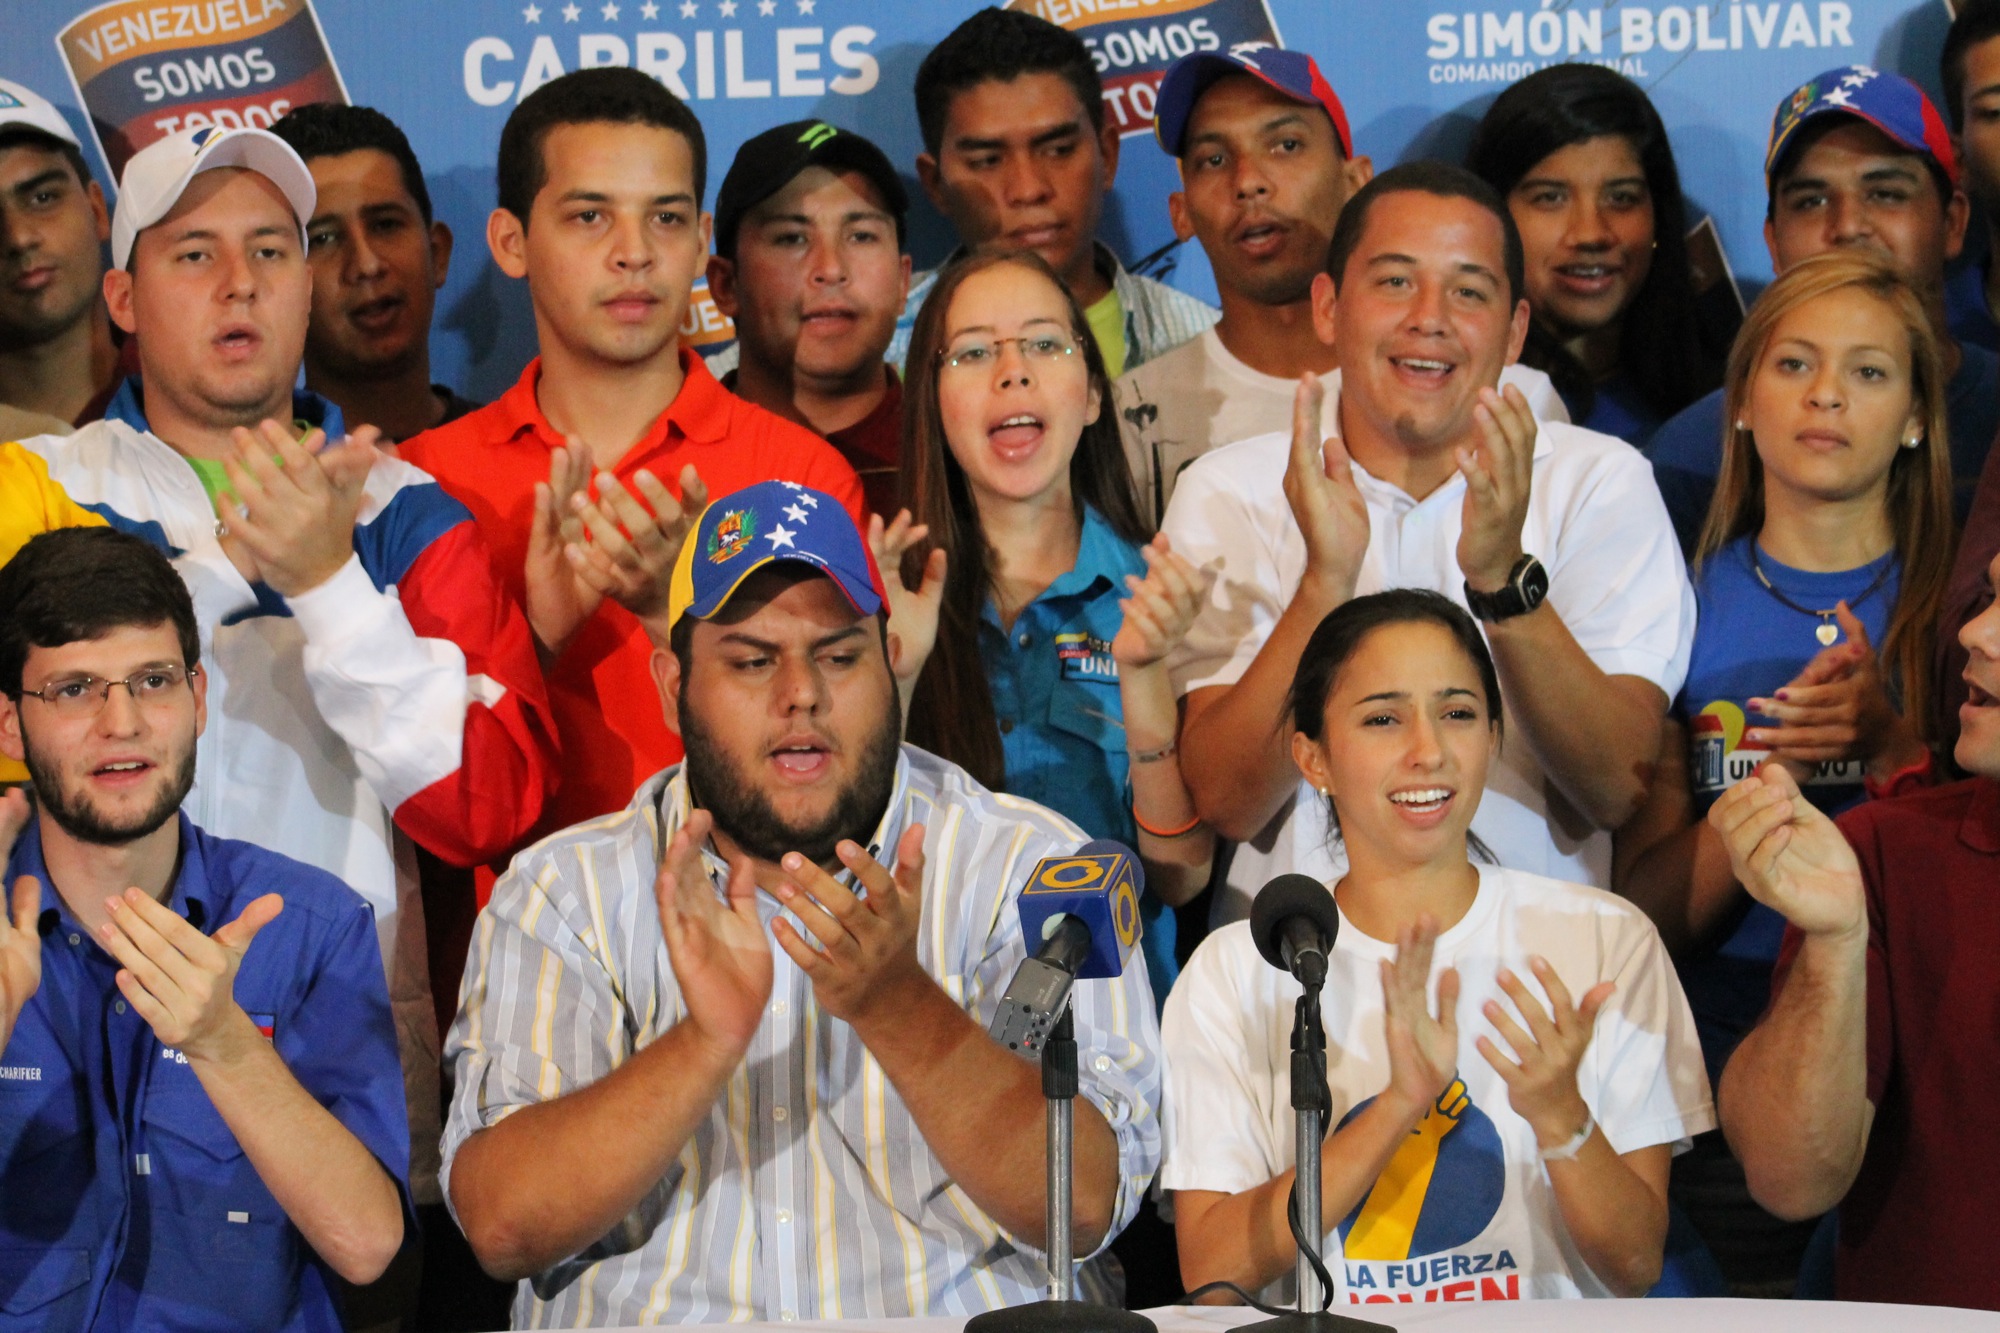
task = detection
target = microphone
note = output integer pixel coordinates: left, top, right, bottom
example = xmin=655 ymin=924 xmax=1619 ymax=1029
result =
xmin=989 ymin=840 xmax=1144 ymax=1054
xmin=1251 ymin=873 xmax=1341 ymax=989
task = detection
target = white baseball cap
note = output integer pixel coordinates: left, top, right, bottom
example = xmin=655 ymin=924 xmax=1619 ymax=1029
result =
xmin=0 ymin=78 xmax=81 ymax=150
xmin=112 ymin=125 xmax=316 ymax=270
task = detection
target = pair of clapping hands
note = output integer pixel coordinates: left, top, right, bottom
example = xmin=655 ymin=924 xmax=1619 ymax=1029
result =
xmin=211 ymin=419 xmax=380 ymax=596
xmin=1285 ymin=374 xmax=1540 ymax=600
xmin=649 ymin=809 xmax=934 ymax=1061
xmin=1376 ymin=914 xmax=1615 ymax=1151
xmin=1742 ymin=605 xmax=1925 ymax=783
xmin=0 ymin=790 xmax=280 ymax=1064
xmin=521 ymin=446 xmax=953 ymax=679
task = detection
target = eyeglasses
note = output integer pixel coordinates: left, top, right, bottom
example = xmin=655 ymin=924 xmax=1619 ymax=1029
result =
xmin=939 ymin=334 xmax=1080 ymax=372
xmin=16 ymin=665 xmax=201 ymax=716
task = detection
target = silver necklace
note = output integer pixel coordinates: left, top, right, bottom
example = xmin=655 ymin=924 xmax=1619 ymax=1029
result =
xmin=1749 ymin=545 xmax=1895 ymax=646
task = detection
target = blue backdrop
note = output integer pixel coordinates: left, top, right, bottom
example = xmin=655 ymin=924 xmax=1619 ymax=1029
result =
xmin=7 ymin=0 xmax=1959 ymax=401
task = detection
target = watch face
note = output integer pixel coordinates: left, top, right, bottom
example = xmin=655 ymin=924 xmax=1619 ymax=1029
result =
xmin=1519 ymin=558 xmax=1550 ymax=609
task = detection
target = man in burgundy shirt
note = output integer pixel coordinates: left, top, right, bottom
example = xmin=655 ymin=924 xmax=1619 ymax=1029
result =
xmin=704 ymin=120 xmax=910 ymax=521
xmin=1711 ymin=545 xmax=2000 ymax=1309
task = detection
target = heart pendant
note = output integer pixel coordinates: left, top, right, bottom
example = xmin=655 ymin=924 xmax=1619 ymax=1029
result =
xmin=1816 ymin=621 xmax=1839 ymax=646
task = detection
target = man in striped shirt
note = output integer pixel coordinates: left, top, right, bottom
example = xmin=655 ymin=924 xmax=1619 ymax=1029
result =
xmin=443 ymin=483 xmax=1161 ymax=1325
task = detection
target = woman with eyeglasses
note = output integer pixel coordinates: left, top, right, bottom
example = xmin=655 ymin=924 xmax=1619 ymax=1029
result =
xmin=898 ymin=250 xmax=1213 ymax=1005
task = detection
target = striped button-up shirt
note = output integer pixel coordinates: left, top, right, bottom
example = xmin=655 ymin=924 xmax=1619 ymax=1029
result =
xmin=441 ymin=746 xmax=1162 ymax=1327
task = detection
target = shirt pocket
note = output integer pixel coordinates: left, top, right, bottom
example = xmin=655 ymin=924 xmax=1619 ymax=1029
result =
xmin=0 ymin=1078 xmax=92 ymax=1237
xmin=1045 ymin=676 xmax=1125 ymax=755
xmin=0 ymin=1246 xmax=91 ymax=1325
xmin=138 ymin=1070 xmax=304 ymax=1328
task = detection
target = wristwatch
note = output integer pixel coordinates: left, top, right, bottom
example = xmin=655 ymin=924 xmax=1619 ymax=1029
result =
xmin=1463 ymin=554 xmax=1549 ymax=622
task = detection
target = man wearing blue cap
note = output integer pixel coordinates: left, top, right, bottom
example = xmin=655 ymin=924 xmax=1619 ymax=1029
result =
xmin=441 ymin=481 xmax=1161 ymax=1326
xmin=1650 ymin=65 xmax=1999 ymax=551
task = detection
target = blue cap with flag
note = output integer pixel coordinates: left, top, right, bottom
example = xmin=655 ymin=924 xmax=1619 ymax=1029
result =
xmin=664 ymin=481 xmax=886 ymax=635
xmin=1765 ymin=65 xmax=1958 ymax=198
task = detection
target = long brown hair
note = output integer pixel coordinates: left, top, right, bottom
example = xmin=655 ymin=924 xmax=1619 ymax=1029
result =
xmin=1699 ymin=250 xmax=1955 ymax=742
xmin=897 ymin=249 xmax=1148 ymax=788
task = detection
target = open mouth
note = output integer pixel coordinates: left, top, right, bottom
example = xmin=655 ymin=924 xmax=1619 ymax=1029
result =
xmin=1009 ymin=224 xmax=1064 ymax=250
xmin=1388 ymin=786 xmax=1453 ymax=815
xmin=1552 ymin=262 xmax=1620 ymax=295
xmin=770 ymin=738 xmax=833 ymax=782
xmin=91 ymin=759 xmax=154 ymax=786
xmin=1966 ymin=679 xmax=1998 ymax=711
xmin=213 ymin=324 xmax=262 ymax=358
xmin=348 ymin=294 xmax=405 ymax=333
xmin=1389 ymin=355 xmax=1455 ymax=387
xmin=988 ymin=413 xmax=1045 ymax=459
xmin=1234 ymin=219 xmax=1289 ymax=257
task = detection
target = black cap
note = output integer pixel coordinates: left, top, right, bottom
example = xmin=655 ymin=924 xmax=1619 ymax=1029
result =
xmin=712 ymin=120 xmax=908 ymax=260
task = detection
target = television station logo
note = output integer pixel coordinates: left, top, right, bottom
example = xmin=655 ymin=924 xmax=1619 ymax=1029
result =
xmin=56 ymin=0 xmax=348 ymax=179
xmin=1009 ymin=0 xmax=1283 ymax=138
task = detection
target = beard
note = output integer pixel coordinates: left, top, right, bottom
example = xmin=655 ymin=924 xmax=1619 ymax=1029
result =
xmin=21 ymin=729 xmax=195 ymax=848
xmin=677 ymin=686 xmax=902 ymax=867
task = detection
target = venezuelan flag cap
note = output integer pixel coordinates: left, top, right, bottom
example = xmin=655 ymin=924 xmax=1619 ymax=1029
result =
xmin=1765 ymin=65 xmax=1958 ymax=199
xmin=1153 ymin=46 xmax=1351 ymax=161
xmin=664 ymin=481 xmax=887 ymax=636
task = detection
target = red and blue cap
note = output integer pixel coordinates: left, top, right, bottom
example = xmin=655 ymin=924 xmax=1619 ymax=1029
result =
xmin=1765 ymin=64 xmax=1958 ymax=197
xmin=1153 ymin=45 xmax=1351 ymax=161
xmin=664 ymin=481 xmax=887 ymax=635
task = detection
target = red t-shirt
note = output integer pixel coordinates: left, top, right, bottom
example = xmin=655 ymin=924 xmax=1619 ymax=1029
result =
xmin=1771 ymin=778 xmax=2000 ymax=1309
xmin=721 ymin=364 xmax=905 ymax=523
xmin=400 ymin=350 xmax=865 ymax=841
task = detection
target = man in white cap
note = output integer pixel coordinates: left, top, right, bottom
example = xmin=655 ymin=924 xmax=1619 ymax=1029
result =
xmin=0 ymin=79 xmax=123 ymax=438
xmin=13 ymin=124 xmax=563 ymax=1305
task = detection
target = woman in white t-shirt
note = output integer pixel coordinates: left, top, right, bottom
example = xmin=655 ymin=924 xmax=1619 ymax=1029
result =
xmin=1162 ymin=589 xmax=1713 ymax=1304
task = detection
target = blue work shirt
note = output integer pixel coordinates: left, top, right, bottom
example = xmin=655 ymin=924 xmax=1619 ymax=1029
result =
xmin=1651 ymin=342 xmax=2000 ymax=554
xmin=0 ymin=814 xmax=410 ymax=1331
xmin=980 ymin=506 xmax=1178 ymax=1004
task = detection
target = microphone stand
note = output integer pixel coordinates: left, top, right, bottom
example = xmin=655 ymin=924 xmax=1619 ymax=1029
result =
xmin=1247 ymin=987 xmax=1390 ymax=1333
xmin=966 ymin=1004 xmax=1154 ymax=1333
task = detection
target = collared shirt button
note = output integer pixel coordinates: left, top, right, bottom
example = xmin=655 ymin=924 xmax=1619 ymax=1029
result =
xmin=114 ymin=1001 xmax=127 ymax=1014
xmin=772 ymin=1106 xmax=788 ymax=1122
xmin=1017 ymin=631 xmax=1032 ymax=648
xmin=777 ymin=1209 xmax=792 ymax=1224
xmin=780 ymin=1312 xmax=796 ymax=1322
xmin=1093 ymin=1055 xmax=1112 ymax=1073
xmin=999 ymin=718 xmax=1015 ymax=734
xmin=772 ymin=999 xmax=788 ymax=1016
xmin=67 ymin=933 xmax=80 ymax=946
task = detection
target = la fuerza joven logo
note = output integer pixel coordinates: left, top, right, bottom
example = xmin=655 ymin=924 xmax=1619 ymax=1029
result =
xmin=1333 ymin=1076 xmax=1520 ymax=1304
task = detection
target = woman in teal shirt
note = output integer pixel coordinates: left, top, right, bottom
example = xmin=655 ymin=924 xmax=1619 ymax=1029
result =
xmin=899 ymin=249 xmax=1212 ymax=1005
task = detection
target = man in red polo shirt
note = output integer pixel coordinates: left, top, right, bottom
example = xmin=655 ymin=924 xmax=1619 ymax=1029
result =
xmin=401 ymin=69 xmax=863 ymax=843
xmin=1710 ymin=545 xmax=2000 ymax=1310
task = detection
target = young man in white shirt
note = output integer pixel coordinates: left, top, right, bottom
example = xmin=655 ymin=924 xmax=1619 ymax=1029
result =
xmin=1163 ymin=161 xmax=1692 ymax=923
xmin=1117 ymin=51 xmax=1568 ymax=526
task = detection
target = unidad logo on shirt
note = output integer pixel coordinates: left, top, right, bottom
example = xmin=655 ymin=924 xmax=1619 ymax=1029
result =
xmin=1335 ymin=1077 xmax=1517 ymax=1303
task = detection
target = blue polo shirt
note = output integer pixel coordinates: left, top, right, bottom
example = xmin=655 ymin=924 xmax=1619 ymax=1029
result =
xmin=980 ymin=506 xmax=1177 ymax=1003
xmin=1651 ymin=342 xmax=2000 ymax=554
xmin=0 ymin=814 xmax=410 ymax=1331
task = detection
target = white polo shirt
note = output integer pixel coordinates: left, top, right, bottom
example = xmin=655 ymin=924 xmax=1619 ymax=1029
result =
xmin=1162 ymin=376 xmax=1693 ymax=923
xmin=1159 ymin=865 xmax=1714 ymax=1303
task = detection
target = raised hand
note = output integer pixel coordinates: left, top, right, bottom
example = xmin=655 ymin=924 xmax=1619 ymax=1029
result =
xmin=0 ymin=876 xmax=42 ymax=1055
xmin=524 ymin=442 xmax=596 ymax=657
xmin=1746 ymin=603 xmax=1926 ymax=779
xmin=1707 ymin=762 xmax=1866 ymax=941
xmin=1284 ymin=373 xmax=1369 ymax=600
xmin=94 ymin=887 xmax=284 ymax=1064
xmin=868 ymin=510 xmax=946 ymax=688
xmin=1379 ymin=914 xmax=1461 ymax=1118
xmin=216 ymin=419 xmax=376 ymax=596
xmin=1455 ymin=384 xmax=1536 ymax=593
xmin=654 ymin=809 xmax=773 ymax=1064
xmin=1474 ymin=955 xmax=1613 ymax=1148
xmin=769 ymin=823 xmax=928 ymax=1029
xmin=1111 ymin=534 xmax=1211 ymax=670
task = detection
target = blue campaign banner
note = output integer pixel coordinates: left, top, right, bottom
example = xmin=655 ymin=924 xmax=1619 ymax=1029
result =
xmin=3 ymin=0 xmax=1956 ymax=401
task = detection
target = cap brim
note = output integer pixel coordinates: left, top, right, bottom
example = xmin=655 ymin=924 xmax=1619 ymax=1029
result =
xmin=687 ymin=551 xmax=882 ymax=625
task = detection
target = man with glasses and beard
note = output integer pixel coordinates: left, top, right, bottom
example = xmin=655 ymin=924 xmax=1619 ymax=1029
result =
xmin=0 ymin=527 xmax=410 ymax=1330
xmin=442 ymin=482 xmax=1162 ymax=1327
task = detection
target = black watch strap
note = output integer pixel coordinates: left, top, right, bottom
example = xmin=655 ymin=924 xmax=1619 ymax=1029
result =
xmin=1464 ymin=554 xmax=1549 ymax=622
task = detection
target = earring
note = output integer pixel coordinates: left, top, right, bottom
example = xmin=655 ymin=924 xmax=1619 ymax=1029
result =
xmin=1903 ymin=432 xmax=1923 ymax=449
xmin=1734 ymin=419 xmax=1749 ymax=431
